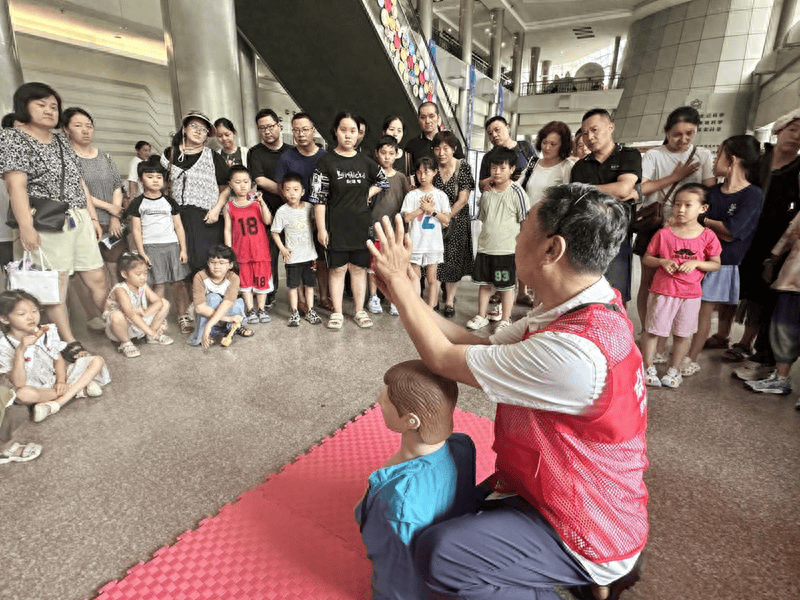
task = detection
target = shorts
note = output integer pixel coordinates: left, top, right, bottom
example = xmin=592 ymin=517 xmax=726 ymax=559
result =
xmin=13 ymin=207 xmax=103 ymax=275
xmin=769 ymin=292 xmax=800 ymax=364
xmin=104 ymin=310 xmax=159 ymax=343
xmin=286 ymin=261 xmax=317 ymax=288
xmin=472 ymin=252 xmax=516 ymax=290
xmin=0 ymin=241 xmax=13 ymax=268
xmin=411 ymin=251 xmax=444 ymax=267
xmin=329 ymin=248 xmax=371 ymax=269
xmin=701 ymin=265 xmax=739 ymax=305
xmin=145 ymin=242 xmax=190 ymax=285
xmin=645 ymin=293 xmax=701 ymax=338
xmin=239 ymin=260 xmax=273 ymax=293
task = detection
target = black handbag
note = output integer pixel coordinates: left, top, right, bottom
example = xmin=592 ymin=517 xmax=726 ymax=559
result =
xmin=6 ymin=134 xmax=69 ymax=232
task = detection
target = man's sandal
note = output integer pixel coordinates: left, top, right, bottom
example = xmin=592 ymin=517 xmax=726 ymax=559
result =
xmin=33 ymin=401 xmax=60 ymax=423
xmin=0 ymin=442 xmax=42 ymax=464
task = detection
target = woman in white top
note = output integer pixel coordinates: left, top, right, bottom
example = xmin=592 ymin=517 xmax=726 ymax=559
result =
xmin=637 ymin=106 xmax=716 ymax=336
xmin=523 ymin=121 xmax=573 ymax=206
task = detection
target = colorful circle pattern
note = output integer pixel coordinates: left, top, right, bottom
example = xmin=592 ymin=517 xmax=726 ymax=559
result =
xmin=378 ymin=0 xmax=437 ymax=104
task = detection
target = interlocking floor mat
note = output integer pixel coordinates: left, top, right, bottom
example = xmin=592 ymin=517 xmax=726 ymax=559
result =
xmin=95 ymin=406 xmax=495 ymax=600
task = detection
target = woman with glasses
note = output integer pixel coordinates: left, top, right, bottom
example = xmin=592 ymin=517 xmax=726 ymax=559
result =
xmin=162 ymin=111 xmax=231 ymax=333
xmin=214 ymin=118 xmax=247 ymax=168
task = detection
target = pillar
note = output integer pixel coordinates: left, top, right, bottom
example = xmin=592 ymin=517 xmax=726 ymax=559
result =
xmin=541 ymin=60 xmax=551 ymax=85
xmin=238 ymin=36 xmax=258 ymax=148
xmin=490 ymin=9 xmax=504 ymax=82
xmin=161 ymin=0 xmax=244 ymax=135
xmin=609 ymin=36 xmax=621 ymax=89
xmin=529 ymin=44 xmax=541 ymax=93
xmin=458 ymin=0 xmax=474 ymax=139
xmin=766 ymin=0 xmax=799 ymax=52
xmin=0 ymin=0 xmax=23 ymax=117
xmin=419 ymin=0 xmax=433 ymax=42
xmin=511 ymin=33 xmax=523 ymax=95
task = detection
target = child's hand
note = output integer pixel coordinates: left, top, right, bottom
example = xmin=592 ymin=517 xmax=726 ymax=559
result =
xmin=201 ymin=324 xmax=213 ymax=348
xmin=281 ymin=247 xmax=292 ymax=261
xmin=661 ymin=259 xmax=679 ymax=274
xmin=676 ymin=260 xmax=698 ymax=273
xmin=179 ymin=249 xmax=187 ymax=264
xmin=19 ymin=334 xmax=37 ymax=350
xmin=54 ymin=381 xmax=67 ymax=396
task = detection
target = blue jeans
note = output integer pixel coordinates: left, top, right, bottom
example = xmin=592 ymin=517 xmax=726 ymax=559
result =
xmin=187 ymin=293 xmax=246 ymax=346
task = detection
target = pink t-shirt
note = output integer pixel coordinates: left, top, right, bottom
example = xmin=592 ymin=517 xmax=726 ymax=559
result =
xmin=647 ymin=226 xmax=722 ymax=299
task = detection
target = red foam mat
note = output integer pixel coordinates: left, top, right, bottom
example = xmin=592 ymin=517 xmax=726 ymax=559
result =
xmin=95 ymin=406 xmax=495 ymax=600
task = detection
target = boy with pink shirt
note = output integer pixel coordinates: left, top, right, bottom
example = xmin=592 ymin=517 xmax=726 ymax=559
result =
xmin=641 ymin=183 xmax=722 ymax=388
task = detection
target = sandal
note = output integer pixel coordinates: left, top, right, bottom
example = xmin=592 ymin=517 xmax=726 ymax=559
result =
xmin=0 ymin=442 xmax=42 ymax=464
xmin=179 ymin=314 xmax=194 ymax=334
xmin=146 ymin=333 xmax=174 ymax=345
xmin=85 ymin=381 xmax=103 ymax=397
xmin=62 ymin=341 xmax=90 ymax=363
xmin=703 ymin=334 xmax=729 ymax=349
xmin=235 ymin=325 xmax=254 ymax=337
xmin=118 ymin=341 xmax=141 ymax=358
xmin=33 ymin=401 xmax=60 ymax=423
xmin=722 ymin=342 xmax=750 ymax=362
xmin=327 ymin=312 xmax=344 ymax=330
xmin=354 ymin=310 xmax=373 ymax=329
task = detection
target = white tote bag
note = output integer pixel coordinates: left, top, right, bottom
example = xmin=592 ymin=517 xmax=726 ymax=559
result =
xmin=5 ymin=250 xmax=61 ymax=305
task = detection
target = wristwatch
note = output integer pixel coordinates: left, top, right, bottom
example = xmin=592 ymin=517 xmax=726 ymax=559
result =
xmin=431 ymin=211 xmax=438 ymax=218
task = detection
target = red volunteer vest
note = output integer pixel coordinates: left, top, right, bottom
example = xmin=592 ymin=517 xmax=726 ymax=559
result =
xmin=491 ymin=297 xmax=649 ymax=562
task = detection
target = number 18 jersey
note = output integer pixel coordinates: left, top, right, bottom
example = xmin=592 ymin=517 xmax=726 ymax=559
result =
xmin=227 ymin=199 xmax=271 ymax=263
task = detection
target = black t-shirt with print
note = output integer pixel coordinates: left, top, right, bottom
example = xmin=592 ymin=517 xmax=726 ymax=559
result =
xmin=247 ymin=142 xmax=294 ymax=214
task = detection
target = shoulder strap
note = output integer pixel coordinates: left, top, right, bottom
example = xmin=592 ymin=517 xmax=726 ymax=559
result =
xmin=562 ymin=302 xmax=621 ymax=317
xmin=20 ymin=132 xmax=66 ymax=200
xmin=661 ymin=146 xmax=697 ymax=203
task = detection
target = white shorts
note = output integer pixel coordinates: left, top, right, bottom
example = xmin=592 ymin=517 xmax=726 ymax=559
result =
xmin=411 ymin=252 xmax=444 ymax=267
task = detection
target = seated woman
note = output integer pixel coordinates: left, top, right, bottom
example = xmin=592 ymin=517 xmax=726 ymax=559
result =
xmin=355 ymin=359 xmax=475 ymax=600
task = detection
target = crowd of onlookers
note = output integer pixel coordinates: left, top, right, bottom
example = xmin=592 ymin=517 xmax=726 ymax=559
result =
xmin=1 ymin=78 xmax=799 ymax=466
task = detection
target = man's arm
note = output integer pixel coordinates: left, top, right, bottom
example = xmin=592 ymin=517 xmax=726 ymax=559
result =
xmin=594 ymin=173 xmax=638 ymax=200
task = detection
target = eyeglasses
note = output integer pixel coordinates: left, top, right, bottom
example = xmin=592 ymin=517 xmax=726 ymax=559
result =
xmin=258 ymin=123 xmax=279 ymax=131
xmin=188 ymin=123 xmax=209 ymax=134
xmin=292 ymin=127 xmax=314 ymax=135
xmin=208 ymin=259 xmax=231 ymax=266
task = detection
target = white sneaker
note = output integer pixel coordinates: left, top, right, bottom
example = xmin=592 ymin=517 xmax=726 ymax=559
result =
xmin=652 ymin=352 xmax=668 ymax=365
xmin=644 ymin=365 xmax=661 ymax=387
xmin=660 ymin=367 xmax=682 ymax=388
xmin=389 ymin=304 xmax=399 ymax=316
xmin=495 ymin=320 xmax=511 ymax=331
xmin=679 ymin=356 xmax=701 ymax=377
xmin=466 ymin=314 xmax=490 ymax=330
xmin=367 ymin=295 xmax=383 ymax=314
xmin=733 ymin=360 xmax=775 ymax=381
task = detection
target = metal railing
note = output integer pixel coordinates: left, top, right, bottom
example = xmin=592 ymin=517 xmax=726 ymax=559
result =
xmin=433 ymin=28 xmax=493 ymax=79
xmin=520 ymin=75 xmax=624 ymax=96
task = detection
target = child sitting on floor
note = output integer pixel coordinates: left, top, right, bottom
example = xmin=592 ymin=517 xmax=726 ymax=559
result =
xmin=189 ymin=244 xmax=254 ymax=348
xmin=103 ymin=252 xmax=173 ymax=358
xmin=355 ymin=359 xmax=476 ymax=600
xmin=0 ymin=384 xmax=41 ymax=465
xmin=270 ymin=173 xmax=322 ymax=327
xmin=0 ymin=290 xmax=110 ymax=422
xmin=641 ymin=183 xmax=721 ymax=388
xmin=224 ymin=165 xmax=273 ymax=325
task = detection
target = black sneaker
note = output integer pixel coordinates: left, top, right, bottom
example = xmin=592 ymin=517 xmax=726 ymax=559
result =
xmin=266 ymin=293 xmax=276 ymax=308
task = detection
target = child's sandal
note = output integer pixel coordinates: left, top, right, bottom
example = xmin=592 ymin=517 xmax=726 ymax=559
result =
xmin=33 ymin=401 xmax=60 ymax=423
xmin=235 ymin=326 xmax=254 ymax=337
xmin=146 ymin=334 xmax=174 ymax=345
xmin=118 ymin=341 xmax=141 ymax=358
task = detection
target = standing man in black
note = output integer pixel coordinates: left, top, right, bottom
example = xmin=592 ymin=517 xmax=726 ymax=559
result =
xmin=570 ymin=108 xmax=641 ymax=304
xmin=248 ymin=108 xmax=293 ymax=306
xmin=404 ymin=102 xmax=464 ymax=184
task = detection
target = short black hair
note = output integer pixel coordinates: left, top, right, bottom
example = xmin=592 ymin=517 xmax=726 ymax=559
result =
xmin=62 ymin=106 xmax=93 ymax=128
xmin=375 ymin=135 xmax=399 ymax=152
xmin=281 ymin=172 xmax=304 ymax=187
xmin=431 ymin=130 xmax=458 ymax=151
xmin=537 ymin=183 xmax=628 ymax=274
xmin=418 ymin=101 xmax=439 ymax=116
xmin=291 ymin=112 xmax=315 ymax=125
xmin=137 ymin=155 xmax=166 ymax=178
xmin=1 ymin=113 xmax=16 ymax=129
xmin=214 ymin=117 xmax=236 ymax=133
xmin=13 ymin=82 xmax=62 ymax=125
xmin=581 ymin=108 xmax=612 ymax=123
xmin=415 ymin=156 xmax=438 ymax=172
xmin=207 ymin=244 xmax=238 ymax=269
xmin=135 ymin=140 xmax=150 ymax=151
xmin=228 ymin=165 xmax=250 ymax=181
xmin=116 ymin=252 xmax=148 ymax=281
xmin=255 ymin=108 xmax=279 ymax=124
xmin=488 ymin=147 xmax=517 ymax=168
xmin=485 ymin=116 xmax=508 ymax=130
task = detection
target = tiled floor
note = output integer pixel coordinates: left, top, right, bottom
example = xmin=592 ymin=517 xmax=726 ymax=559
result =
xmin=1 ymin=274 xmax=798 ymax=600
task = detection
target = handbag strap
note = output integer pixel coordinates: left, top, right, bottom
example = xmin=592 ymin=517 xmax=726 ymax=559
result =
xmin=662 ymin=146 xmax=697 ymax=203
xmin=19 ymin=132 xmax=66 ymax=201
xmin=20 ymin=249 xmax=54 ymax=272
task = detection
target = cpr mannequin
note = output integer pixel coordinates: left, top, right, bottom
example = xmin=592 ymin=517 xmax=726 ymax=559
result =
xmin=355 ymin=360 xmax=476 ymax=600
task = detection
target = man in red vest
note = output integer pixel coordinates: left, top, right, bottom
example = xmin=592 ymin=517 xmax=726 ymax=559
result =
xmin=369 ymin=182 xmax=648 ymax=600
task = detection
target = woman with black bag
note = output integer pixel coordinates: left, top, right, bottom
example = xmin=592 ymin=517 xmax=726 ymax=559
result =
xmin=0 ymin=82 xmax=107 ymax=362
xmin=636 ymin=106 xmax=716 ymax=341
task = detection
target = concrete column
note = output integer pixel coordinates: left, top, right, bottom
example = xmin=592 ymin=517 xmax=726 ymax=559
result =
xmin=161 ymin=0 xmax=243 ymax=135
xmin=529 ymin=44 xmax=541 ymax=90
xmin=764 ymin=0 xmax=799 ymax=52
xmin=0 ymin=0 xmax=23 ymax=118
xmin=509 ymin=112 xmax=519 ymax=140
xmin=542 ymin=59 xmax=551 ymax=85
xmin=419 ymin=0 xmax=433 ymax=42
xmin=511 ymin=33 xmax=523 ymax=95
xmin=609 ymin=36 xmax=621 ymax=88
xmin=459 ymin=0 xmax=473 ymax=63
xmin=490 ymin=9 xmax=504 ymax=82
xmin=238 ymin=36 xmax=258 ymax=148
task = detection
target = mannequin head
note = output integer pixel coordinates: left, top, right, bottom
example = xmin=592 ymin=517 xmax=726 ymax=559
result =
xmin=381 ymin=360 xmax=458 ymax=445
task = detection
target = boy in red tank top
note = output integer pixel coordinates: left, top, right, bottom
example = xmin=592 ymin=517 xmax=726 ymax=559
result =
xmin=223 ymin=165 xmax=274 ymax=324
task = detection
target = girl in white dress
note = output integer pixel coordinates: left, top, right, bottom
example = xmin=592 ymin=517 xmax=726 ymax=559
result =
xmin=0 ymin=290 xmax=110 ymax=422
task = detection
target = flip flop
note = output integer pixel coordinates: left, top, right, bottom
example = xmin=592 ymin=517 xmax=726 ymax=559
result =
xmin=0 ymin=442 xmax=42 ymax=464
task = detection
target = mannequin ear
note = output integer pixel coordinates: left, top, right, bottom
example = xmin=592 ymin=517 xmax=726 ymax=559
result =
xmin=404 ymin=413 xmax=421 ymax=432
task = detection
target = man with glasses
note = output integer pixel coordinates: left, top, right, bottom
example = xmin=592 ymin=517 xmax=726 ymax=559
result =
xmin=404 ymin=102 xmax=464 ymax=184
xmin=248 ymin=108 xmax=294 ymax=305
xmin=369 ymin=183 xmax=648 ymax=600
